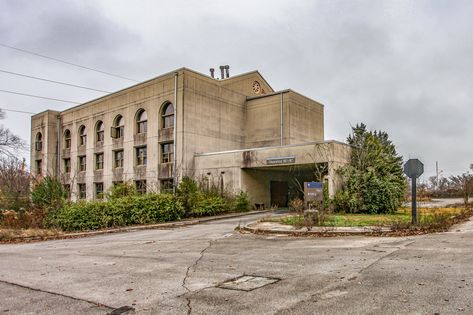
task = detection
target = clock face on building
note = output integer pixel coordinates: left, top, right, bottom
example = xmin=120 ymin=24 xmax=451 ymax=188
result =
xmin=252 ymin=81 xmax=261 ymax=94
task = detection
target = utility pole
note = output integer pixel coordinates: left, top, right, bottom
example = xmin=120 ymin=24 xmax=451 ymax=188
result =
xmin=436 ymin=161 xmax=439 ymax=191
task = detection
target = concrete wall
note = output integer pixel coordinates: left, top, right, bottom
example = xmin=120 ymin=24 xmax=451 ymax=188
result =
xmin=58 ymin=71 xmax=179 ymax=199
xmin=219 ymin=71 xmax=274 ymax=96
xmin=194 ymin=142 xmax=352 ymax=205
xmin=287 ymin=91 xmax=324 ymax=144
xmin=180 ymin=71 xmax=247 ymax=174
xmin=245 ymin=91 xmax=324 ymax=149
xmin=245 ymin=93 xmax=286 ymax=148
xmin=31 ymin=110 xmax=60 ymax=178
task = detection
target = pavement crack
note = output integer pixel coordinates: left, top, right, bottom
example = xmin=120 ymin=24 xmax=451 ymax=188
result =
xmin=359 ymin=240 xmax=416 ymax=273
xmin=0 ymin=279 xmax=115 ymax=310
xmin=180 ymin=239 xmax=215 ymax=315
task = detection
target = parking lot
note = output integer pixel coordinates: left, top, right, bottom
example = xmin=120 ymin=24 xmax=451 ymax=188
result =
xmin=1 ymin=212 xmax=472 ymax=314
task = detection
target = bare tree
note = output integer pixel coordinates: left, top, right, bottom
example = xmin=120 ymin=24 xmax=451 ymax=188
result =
xmin=0 ymin=156 xmax=30 ymax=210
xmin=0 ymin=126 xmax=26 ymax=157
xmin=449 ymin=173 xmax=473 ymax=206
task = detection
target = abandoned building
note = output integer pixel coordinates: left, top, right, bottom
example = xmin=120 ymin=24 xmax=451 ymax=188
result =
xmin=30 ymin=66 xmax=351 ymax=206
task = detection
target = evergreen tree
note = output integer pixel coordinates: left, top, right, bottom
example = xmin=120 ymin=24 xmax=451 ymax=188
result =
xmin=334 ymin=123 xmax=406 ymax=214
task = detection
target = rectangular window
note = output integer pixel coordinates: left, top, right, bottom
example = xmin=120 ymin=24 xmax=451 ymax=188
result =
xmin=135 ymin=180 xmax=147 ymax=194
xmin=80 ymin=134 xmax=87 ymax=146
xmin=113 ymin=181 xmax=124 ymax=186
xmin=160 ymin=179 xmax=174 ymax=193
xmin=35 ymin=141 xmax=42 ymax=151
xmin=78 ymin=156 xmax=86 ymax=172
xmin=95 ymin=182 xmax=104 ymax=199
xmin=64 ymin=158 xmax=71 ymax=173
xmin=36 ymin=160 xmax=42 ymax=175
xmin=136 ymin=146 xmax=147 ymax=166
xmin=97 ymin=131 xmax=104 ymax=143
xmin=117 ymin=126 xmax=124 ymax=138
xmin=111 ymin=126 xmax=124 ymax=139
xmin=114 ymin=150 xmax=124 ymax=168
xmin=95 ymin=153 xmax=104 ymax=170
xmin=161 ymin=143 xmax=174 ymax=163
xmin=137 ymin=121 xmax=147 ymax=134
xmin=78 ymin=183 xmax=86 ymax=199
xmin=163 ymin=116 xmax=174 ymax=129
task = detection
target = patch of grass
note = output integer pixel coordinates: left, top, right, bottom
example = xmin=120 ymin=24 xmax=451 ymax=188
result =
xmin=280 ymin=207 xmax=466 ymax=228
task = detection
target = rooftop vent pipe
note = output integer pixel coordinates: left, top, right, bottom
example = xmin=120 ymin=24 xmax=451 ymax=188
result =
xmin=224 ymin=65 xmax=230 ymax=78
xmin=209 ymin=68 xmax=215 ymax=78
xmin=219 ymin=65 xmax=225 ymax=79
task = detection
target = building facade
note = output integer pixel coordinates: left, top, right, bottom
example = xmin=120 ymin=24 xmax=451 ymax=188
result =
xmin=31 ymin=67 xmax=350 ymax=206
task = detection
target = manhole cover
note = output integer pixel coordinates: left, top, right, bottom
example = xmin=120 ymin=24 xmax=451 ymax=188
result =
xmin=218 ymin=275 xmax=280 ymax=291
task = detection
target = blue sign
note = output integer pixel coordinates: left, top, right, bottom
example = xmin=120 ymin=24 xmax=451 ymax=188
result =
xmin=306 ymin=182 xmax=322 ymax=189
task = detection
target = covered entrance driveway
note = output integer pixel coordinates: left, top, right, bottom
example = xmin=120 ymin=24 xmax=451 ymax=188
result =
xmin=242 ymin=164 xmax=324 ymax=208
xmin=193 ymin=141 xmax=352 ymax=208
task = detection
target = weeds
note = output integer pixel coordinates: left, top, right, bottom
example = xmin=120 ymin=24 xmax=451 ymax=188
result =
xmin=289 ymin=198 xmax=305 ymax=215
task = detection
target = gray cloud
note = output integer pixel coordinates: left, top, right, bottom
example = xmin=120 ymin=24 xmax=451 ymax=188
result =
xmin=0 ymin=0 xmax=472 ymax=179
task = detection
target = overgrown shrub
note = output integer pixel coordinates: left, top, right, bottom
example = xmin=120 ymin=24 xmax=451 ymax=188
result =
xmin=31 ymin=176 xmax=67 ymax=213
xmin=49 ymin=193 xmax=184 ymax=231
xmin=106 ymin=181 xmax=138 ymax=200
xmin=49 ymin=201 xmax=105 ymax=231
xmin=232 ymin=191 xmax=250 ymax=212
xmin=333 ymin=124 xmax=406 ymax=214
xmin=191 ymin=195 xmax=227 ymax=217
xmin=129 ymin=194 xmax=185 ymax=224
xmin=176 ymin=176 xmax=199 ymax=216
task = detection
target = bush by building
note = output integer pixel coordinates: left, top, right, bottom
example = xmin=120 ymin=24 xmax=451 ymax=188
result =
xmin=178 ymin=176 xmax=250 ymax=217
xmin=48 ymin=193 xmax=184 ymax=231
xmin=333 ymin=123 xmax=406 ymax=214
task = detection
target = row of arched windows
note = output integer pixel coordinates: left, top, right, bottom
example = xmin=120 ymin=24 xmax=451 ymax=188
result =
xmin=35 ymin=104 xmax=174 ymax=151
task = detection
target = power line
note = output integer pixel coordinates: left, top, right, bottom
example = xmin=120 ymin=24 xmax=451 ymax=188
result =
xmin=0 ymin=108 xmax=36 ymax=115
xmin=0 ymin=89 xmax=81 ymax=104
xmin=0 ymin=43 xmax=139 ymax=83
xmin=0 ymin=69 xmax=111 ymax=93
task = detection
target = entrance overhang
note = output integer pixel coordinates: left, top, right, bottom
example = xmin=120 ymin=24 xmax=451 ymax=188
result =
xmin=193 ymin=141 xmax=352 ymax=204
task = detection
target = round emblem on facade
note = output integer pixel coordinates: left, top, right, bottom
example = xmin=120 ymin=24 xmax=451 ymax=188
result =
xmin=252 ymin=81 xmax=261 ymax=94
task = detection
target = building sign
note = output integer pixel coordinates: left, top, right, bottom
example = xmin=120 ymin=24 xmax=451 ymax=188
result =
xmin=304 ymin=181 xmax=323 ymax=203
xmin=266 ymin=156 xmax=296 ymax=165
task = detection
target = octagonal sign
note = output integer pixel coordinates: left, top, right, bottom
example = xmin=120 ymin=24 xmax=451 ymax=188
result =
xmin=404 ymin=159 xmax=424 ymax=179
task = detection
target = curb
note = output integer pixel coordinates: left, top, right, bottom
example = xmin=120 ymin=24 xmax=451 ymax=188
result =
xmin=2 ymin=210 xmax=272 ymax=243
xmin=240 ymin=222 xmax=395 ymax=237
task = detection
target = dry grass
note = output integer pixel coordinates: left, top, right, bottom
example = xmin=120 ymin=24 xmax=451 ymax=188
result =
xmin=0 ymin=228 xmax=62 ymax=242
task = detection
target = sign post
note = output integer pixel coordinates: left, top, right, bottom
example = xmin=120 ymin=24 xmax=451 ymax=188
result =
xmin=403 ymin=159 xmax=424 ymax=224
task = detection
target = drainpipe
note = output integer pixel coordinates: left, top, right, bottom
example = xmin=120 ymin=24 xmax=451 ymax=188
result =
xmin=56 ymin=115 xmax=61 ymax=178
xmin=173 ymin=72 xmax=178 ymax=193
xmin=280 ymin=92 xmax=284 ymax=146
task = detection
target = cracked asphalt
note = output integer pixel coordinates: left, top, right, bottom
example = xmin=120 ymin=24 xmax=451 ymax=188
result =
xmin=1 ymin=212 xmax=473 ymax=314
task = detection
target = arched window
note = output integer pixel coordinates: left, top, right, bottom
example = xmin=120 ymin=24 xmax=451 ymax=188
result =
xmin=96 ymin=121 xmax=104 ymax=143
xmin=162 ymin=103 xmax=174 ymax=129
xmin=35 ymin=132 xmax=42 ymax=151
xmin=112 ymin=115 xmax=124 ymax=139
xmin=64 ymin=129 xmax=71 ymax=149
xmin=78 ymin=125 xmax=87 ymax=146
xmin=136 ymin=109 xmax=147 ymax=134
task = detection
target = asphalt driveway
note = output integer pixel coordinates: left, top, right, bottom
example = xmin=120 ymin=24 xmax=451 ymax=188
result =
xmin=1 ymin=212 xmax=472 ymax=314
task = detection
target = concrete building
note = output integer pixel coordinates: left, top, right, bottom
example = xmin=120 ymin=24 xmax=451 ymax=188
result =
xmin=30 ymin=67 xmax=350 ymax=207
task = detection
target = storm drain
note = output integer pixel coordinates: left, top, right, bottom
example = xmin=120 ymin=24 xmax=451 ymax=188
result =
xmin=218 ymin=275 xmax=280 ymax=291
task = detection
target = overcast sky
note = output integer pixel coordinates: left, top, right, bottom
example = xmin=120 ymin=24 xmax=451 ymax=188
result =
xmin=0 ymin=0 xmax=472 ymax=180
